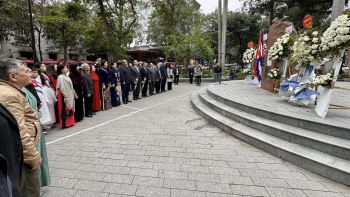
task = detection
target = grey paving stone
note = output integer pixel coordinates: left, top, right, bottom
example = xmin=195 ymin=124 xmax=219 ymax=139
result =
xmin=174 ymin=158 xmax=201 ymax=166
xmin=208 ymin=166 xmax=240 ymax=175
xmin=149 ymin=156 xmax=175 ymax=163
xmin=170 ymin=189 xmax=206 ymax=197
xmin=180 ymin=165 xmax=210 ymax=173
xmin=73 ymin=190 xmax=109 ymax=197
xmin=56 ymin=155 xmax=82 ymax=162
xmin=103 ymin=174 xmax=134 ymax=184
xmin=239 ymin=169 xmax=275 ymax=178
xmin=124 ymin=155 xmax=150 ymax=162
xmin=265 ymin=187 xmax=308 ymax=197
xmin=41 ymin=187 xmax=77 ymax=197
xmin=130 ymin=168 xmax=159 ymax=177
xmin=257 ymin=163 xmax=292 ymax=171
xmin=103 ymin=183 xmax=137 ymax=195
xmin=135 ymin=186 xmax=171 ymax=197
xmin=77 ymin=163 xmax=106 ymax=172
xmin=228 ymin=161 xmax=260 ymax=169
xmin=50 ymin=168 xmax=80 ymax=179
xmin=230 ymin=184 xmax=270 ymax=196
xmin=123 ymin=149 xmax=146 ymax=155
xmin=127 ymin=161 xmax=154 ymax=168
xmin=205 ymin=192 xmax=241 ymax=197
xmin=169 ymin=152 xmax=194 ymax=158
xmin=286 ymin=179 xmax=329 ymax=191
xmin=158 ymin=170 xmax=189 ymax=180
xmin=217 ymin=155 xmax=246 ymax=162
xmin=164 ymin=179 xmax=196 ymax=190
xmin=188 ymin=172 xmax=220 ymax=183
xmin=102 ymin=166 xmax=131 ymax=174
xmin=54 ymin=161 xmax=81 ymax=170
xmin=102 ymin=159 xmax=128 ymax=167
xmin=321 ymin=181 xmax=350 ymax=193
xmin=196 ymin=181 xmax=231 ymax=194
xmin=303 ymin=190 xmax=346 ymax=197
xmin=193 ymin=153 xmax=220 ymax=160
xmin=271 ymin=170 xmax=309 ymax=180
xmin=153 ymin=163 xmax=181 ymax=171
xmin=200 ymin=159 xmax=229 ymax=167
xmin=78 ymin=157 xmax=104 ymax=165
xmin=251 ymin=177 xmax=291 ymax=188
xmin=219 ymin=175 xmax=254 ymax=185
xmin=74 ymin=180 xmax=107 ymax=192
xmin=50 ymin=176 xmax=78 ymax=189
xmin=101 ymin=153 xmax=126 ymax=160
xmin=75 ymin=171 xmax=107 ymax=181
xmin=132 ymin=176 xmax=164 ymax=187
xmin=80 ymin=151 xmax=104 ymax=158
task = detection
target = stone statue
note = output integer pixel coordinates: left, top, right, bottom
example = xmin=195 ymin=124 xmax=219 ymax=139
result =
xmin=272 ymin=2 xmax=289 ymax=23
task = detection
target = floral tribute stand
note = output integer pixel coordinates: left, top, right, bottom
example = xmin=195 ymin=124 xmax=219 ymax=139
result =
xmin=315 ymin=49 xmax=347 ymax=118
xmin=244 ymin=75 xmax=253 ymax=84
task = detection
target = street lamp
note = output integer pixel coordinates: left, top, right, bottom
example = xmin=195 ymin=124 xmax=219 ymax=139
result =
xmin=28 ymin=0 xmax=38 ymax=63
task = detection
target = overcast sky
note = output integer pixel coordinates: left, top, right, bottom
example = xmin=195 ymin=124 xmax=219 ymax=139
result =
xmin=196 ymin=0 xmax=243 ymax=14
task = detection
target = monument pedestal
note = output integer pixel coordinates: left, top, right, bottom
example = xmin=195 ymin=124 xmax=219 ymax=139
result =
xmin=261 ymin=21 xmax=295 ymax=93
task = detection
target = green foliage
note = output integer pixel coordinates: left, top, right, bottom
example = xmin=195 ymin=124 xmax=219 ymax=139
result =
xmin=202 ymin=69 xmax=214 ymax=78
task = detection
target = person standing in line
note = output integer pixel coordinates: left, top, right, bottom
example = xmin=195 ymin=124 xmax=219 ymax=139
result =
xmin=99 ymin=60 xmax=112 ymax=110
xmin=56 ymin=64 xmax=76 ymax=129
xmin=0 ymin=103 xmax=22 ymax=197
xmin=69 ymin=62 xmax=84 ymax=121
xmin=89 ymin=65 xmax=101 ymax=112
xmin=148 ymin=63 xmax=156 ymax=96
xmin=195 ymin=64 xmax=202 ymax=86
xmin=188 ymin=64 xmax=194 ymax=84
xmin=140 ymin=62 xmax=150 ymax=98
xmin=128 ymin=63 xmax=134 ymax=94
xmin=0 ymin=58 xmax=42 ymax=197
xmin=119 ymin=60 xmax=132 ymax=104
xmin=81 ymin=63 xmax=94 ymax=118
xmin=131 ymin=60 xmax=141 ymax=100
xmin=108 ymin=62 xmax=121 ymax=107
xmin=166 ymin=63 xmax=174 ymax=90
xmin=214 ymin=63 xmax=222 ymax=83
xmin=155 ymin=64 xmax=162 ymax=94
xmin=173 ymin=64 xmax=181 ymax=85
xmin=160 ymin=61 xmax=167 ymax=92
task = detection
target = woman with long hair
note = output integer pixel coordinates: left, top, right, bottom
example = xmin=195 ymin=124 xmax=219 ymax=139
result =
xmin=108 ymin=62 xmax=121 ymax=107
xmin=56 ymin=64 xmax=75 ymax=128
xmin=35 ymin=62 xmax=57 ymax=130
xmin=89 ymin=65 xmax=101 ymax=112
xmin=69 ymin=62 xmax=84 ymax=122
xmin=46 ymin=64 xmax=58 ymax=90
xmin=100 ymin=60 xmax=112 ymax=110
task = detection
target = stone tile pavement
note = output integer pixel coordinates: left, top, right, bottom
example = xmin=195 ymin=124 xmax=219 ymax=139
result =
xmin=42 ymin=80 xmax=350 ymax=197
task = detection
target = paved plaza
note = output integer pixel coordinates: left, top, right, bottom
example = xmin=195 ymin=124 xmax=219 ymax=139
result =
xmin=42 ymin=80 xmax=350 ymax=197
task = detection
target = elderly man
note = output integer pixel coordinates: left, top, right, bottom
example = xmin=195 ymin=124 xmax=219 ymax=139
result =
xmin=119 ymin=60 xmax=132 ymax=104
xmin=0 ymin=58 xmax=42 ymax=197
xmin=148 ymin=63 xmax=156 ymax=96
xmin=82 ymin=63 xmax=94 ymax=118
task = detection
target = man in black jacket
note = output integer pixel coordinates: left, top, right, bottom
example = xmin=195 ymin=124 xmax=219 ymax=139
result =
xmin=140 ymin=62 xmax=150 ymax=98
xmin=148 ymin=63 xmax=156 ymax=96
xmin=131 ymin=60 xmax=141 ymax=100
xmin=160 ymin=61 xmax=167 ymax=92
xmin=0 ymin=103 xmax=22 ymax=197
xmin=82 ymin=63 xmax=94 ymax=117
xmin=214 ymin=63 xmax=222 ymax=83
xmin=173 ymin=64 xmax=181 ymax=85
xmin=119 ymin=60 xmax=132 ymax=104
xmin=155 ymin=65 xmax=162 ymax=94
xmin=188 ymin=65 xmax=194 ymax=84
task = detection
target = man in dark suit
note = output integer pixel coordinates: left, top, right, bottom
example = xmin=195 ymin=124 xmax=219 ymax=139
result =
xmin=140 ymin=62 xmax=150 ymax=98
xmin=82 ymin=63 xmax=95 ymax=117
xmin=160 ymin=61 xmax=167 ymax=92
xmin=155 ymin=64 xmax=162 ymax=94
xmin=148 ymin=63 xmax=156 ymax=96
xmin=131 ymin=60 xmax=141 ymax=100
xmin=120 ymin=60 xmax=132 ymax=104
xmin=188 ymin=65 xmax=194 ymax=84
xmin=0 ymin=103 xmax=23 ymax=197
xmin=173 ymin=64 xmax=181 ymax=85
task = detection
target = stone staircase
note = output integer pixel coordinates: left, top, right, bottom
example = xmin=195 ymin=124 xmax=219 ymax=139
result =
xmin=191 ymin=83 xmax=350 ymax=186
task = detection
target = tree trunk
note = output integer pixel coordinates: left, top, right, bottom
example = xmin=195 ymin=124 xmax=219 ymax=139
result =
xmin=220 ymin=0 xmax=228 ymax=71
xmin=98 ymin=0 xmax=114 ymax=62
xmin=331 ymin=0 xmax=345 ymax=22
xmin=37 ymin=30 xmax=43 ymax=61
xmin=218 ymin=0 xmax=222 ymax=66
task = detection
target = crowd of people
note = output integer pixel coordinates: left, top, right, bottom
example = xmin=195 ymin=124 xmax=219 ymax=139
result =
xmin=0 ymin=57 xmax=208 ymax=196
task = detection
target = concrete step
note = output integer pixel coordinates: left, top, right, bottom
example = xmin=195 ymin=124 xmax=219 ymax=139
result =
xmin=191 ymin=90 xmax=350 ymax=186
xmin=198 ymin=88 xmax=350 ymax=161
xmin=206 ymin=84 xmax=350 ymax=140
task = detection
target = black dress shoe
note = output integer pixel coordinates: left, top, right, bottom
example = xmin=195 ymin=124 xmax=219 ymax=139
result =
xmin=136 ymin=97 xmax=141 ymax=99
xmin=127 ymin=100 xmax=132 ymax=102
xmin=85 ymin=115 xmax=93 ymax=117
xmin=133 ymin=98 xmax=137 ymax=100
xmin=123 ymin=101 xmax=128 ymax=104
xmin=145 ymin=95 xmax=149 ymax=97
xmin=91 ymin=112 xmax=96 ymax=115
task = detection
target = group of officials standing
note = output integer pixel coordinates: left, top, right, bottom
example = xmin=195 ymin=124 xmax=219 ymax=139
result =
xmin=119 ymin=60 xmax=181 ymax=104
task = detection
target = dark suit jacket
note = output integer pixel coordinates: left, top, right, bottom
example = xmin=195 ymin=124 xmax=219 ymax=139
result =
xmin=0 ymin=103 xmax=22 ymax=197
xmin=160 ymin=65 xmax=167 ymax=77
xmin=173 ymin=67 xmax=181 ymax=75
xmin=188 ymin=67 xmax=195 ymax=76
xmin=120 ymin=66 xmax=132 ymax=84
xmin=140 ymin=67 xmax=148 ymax=82
xmin=0 ymin=154 xmax=11 ymax=197
xmin=82 ymin=72 xmax=94 ymax=95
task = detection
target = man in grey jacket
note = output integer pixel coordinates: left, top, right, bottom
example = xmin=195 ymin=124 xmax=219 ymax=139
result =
xmin=148 ymin=63 xmax=156 ymax=96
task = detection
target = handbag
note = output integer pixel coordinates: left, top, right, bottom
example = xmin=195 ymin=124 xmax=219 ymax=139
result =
xmin=61 ymin=109 xmax=73 ymax=118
